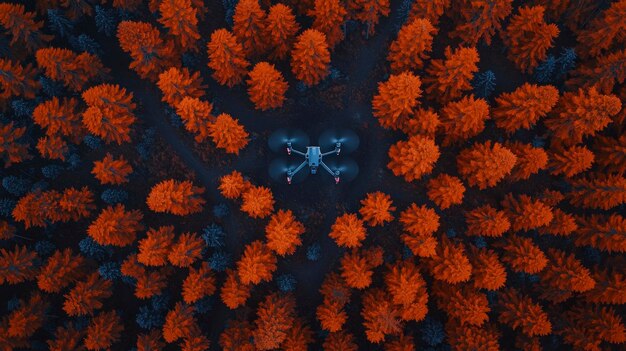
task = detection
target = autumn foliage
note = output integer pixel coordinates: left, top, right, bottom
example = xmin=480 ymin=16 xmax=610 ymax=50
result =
xmin=501 ymin=6 xmax=559 ymax=72
xmin=82 ymin=84 xmax=136 ymax=144
xmin=247 ymin=62 xmax=289 ymax=110
xmin=291 ymin=29 xmax=331 ymax=86
xmin=87 ymin=204 xmax=144 ymax=246
xmin=207 ymin=29 xmax=250 ymax=87
xmin=233 ymin=0 xmax=268 ymax=56
xmin=372 ymin=72 xmax=422 ymax=130
xmin=265 ymin=209 xmax=305 ymax=256
xmin=209 ymin=113 xmax=250 ymax=154
xmin=359 ymin=192 xmax=395 ymax=226
xmin=387 ymin=135 xmax=439 ymax=182
xmin=329 ymin=213 xmax=367 ymax=248
xmin=92 ymin=153 xmax=133 ymax=185
xmin=493 ymin=83 xmax=559 ymax=133
xmin=117 ymin=21 xmax=176 ymax=81
xmin=424 ymin=46 xmax=479 ymax=103
xmin=388 ymin=18 xmax=436 ymax=72
xmin=457 ymin=141 xmax=517 ymax=189
xmin=266 ymin=4 xmax=300 ymax=60
xmin=146 ymin=179 xmax=205 ymax=215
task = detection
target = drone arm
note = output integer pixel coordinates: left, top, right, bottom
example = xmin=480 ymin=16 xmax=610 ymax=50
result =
xmin=291 ymin=160 xmax=308 ymax=176
xmin=320 ymin=160 xmax=336 ymax=177
xmin=321 ymin=147 xmax=340 ymax=157
xmin=288 ymin=147 xmax=306 ymax=156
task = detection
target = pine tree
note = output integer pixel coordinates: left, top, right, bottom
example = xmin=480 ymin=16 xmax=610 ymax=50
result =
xmin=36 ymin=135 xmax=68 ymax=161
xmin=372 ymin=72 xmax=422 ymax=130
xmin=290 ymin=29 xmax=331 ymax=86
xmin=309 ymin=0 xmax=347 ymax=49
xmin=7 ymin=293 xmax=48 ymax=338
xmin=0 ymin=245 xmax=38 ymax=284
xmin=92 ymin=153 xmax=133 ymax=185
xmin=349 ymin=0 xmax=390 ymax=36
xmin=157 ymin=67 xmax=205 ymax=107
xmin=220 ymin=268 xmax=251 ymax=309
xmin=359 ymin=191 xmax=395 ymax=226
xmin=146 ymin=179 xmax=206 ymax=215
xmin=568 ymin=174 xmax=626 ymax=210
xmin=546 ymin=87 xmax=622 ymax=146
xmin=0 ymin=59 xmax=39 ymax=103
xmin=236 ymin=240 xmax=277 ymax=285
xmin=265 ymin=209 xmax=305 ymax=256
xmin=329 ymin=213 xmax=367 ymax=248
xmin=427 ymin=174 xmax=465 ymax=209
xmin=182 ymin=262 xmax=216 ymax=303
xmin=240 ymin=185 xmax=274 ymax=218
xmin=450 ymin=0 xmax=513 ymax=45
xmin=218 ymin=170 xmax=250 ymax=199
xmin=501 ymin=6 xmax=559 ymax=72
xmin=464 ymin=205 xmax=510 ymax=237
xmin=158 ymin=0 xmax=200 ymax=51
xmin=424 ymin=46 xmax=479 ymax=103
xmin=37 ymin=248 xmax=86 ymax=293
xmin=440 ymin=95 xmax=490 ymax=145
xmin=0 ymin=3 xmax=50 ymax=52
xmin=82 ymin=84 xmax=137 ymax=144
xmin=163 ymin=302 xmax=197 ymax=343
xmin=176 ymin=97 xmax=214 ymax=142
xmin=207 ymin=29 xmax=250 ymax=87
xmin=387 ymin=135 xmax=439 ymax=182
xmin=575 ymin=214 xmax=626 ymax=253
xmin=360 ymin=288 xmax=402 ymax=343
xmin=576 ymin=0 xmax=626 ymax=58
xmin=233 ymin=0 xmax=268 ymax=56
xmin=492 ymin=83 xmax=559 ymax=133
xmin=252 ymin=293 xmax=297 ymax=350
xmin=138 ymin=226 xmax=175 ymax=266
xmin=539 ymin=249 xmax=595 ymax=293
xmin=548 ymin=145 xmax=594 ymax=177
xmin=0 ymin=122 xmax=31 ymax=167
xmin=500 ymin=236 xmax=548 ymax=274
xmin=265 ymin=4 xmax=300 ymax=60
xmin=63 ymin=272 xmax=113 ymax=316
xmin=426 ymin=237 xmax=472 ymax=283
xmin=247 ymin=62 xmax=289 ymax=110
xmin=116 ymin=21 xmax=176 ymax=81
xmin=388 ymin=18 xmax=436 ymax=73
xmin=36 ymin=47 xmax=106 ymax=91
xmin=408 ymin=0 xmax=450 ymax=26
xmin=467 ymin=247 xmax=507 ymax=291
xmin=506 ymin=142 xmax=548 ymax=181
xmin=340 ymin=247 xmax=383 ymax=289
xmin=33 ymin=97 xmax=84 ymax=142
xmin=87 ymin=204 xmax=144 ymax=246
xmin=457 ymin=141 xmax=517 ymax=189
xmin=168 ymin=232 xmax=204 ymax=267
xmin=208 ymin=113 xmax=250 ymax=154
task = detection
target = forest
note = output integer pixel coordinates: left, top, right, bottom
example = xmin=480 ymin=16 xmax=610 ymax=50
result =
xmin=0 ymin=0 xmax=625 ymax=350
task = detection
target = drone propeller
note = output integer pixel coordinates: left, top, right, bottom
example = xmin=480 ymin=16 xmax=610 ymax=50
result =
xmin=318 ymin=128 xmax=360 ymax=154
xmin=323 ymin=157 xmax=359 ymax=183
xmin=268 ymin=158 xmax=309 ymax=184
xmin=268 ymin=128 xmax=310 ymax=153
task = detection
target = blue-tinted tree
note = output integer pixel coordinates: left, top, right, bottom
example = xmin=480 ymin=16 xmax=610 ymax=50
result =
xmin=47 ymin=9 xmax=74 ymax=38
xmin=6 ymin=296 xmax=20 ymax=311
xmin=202 ymin=224 xmax=225 ymax=248
xmin=223 ymin=0 xmax=238 ymax=26
xmin=95 ymin=5 xmax=118 ymax=37
xmin=34 ymin=240 xmax=56 ymax=256
xmin=42 ymin=164 xmax=64 ymax=179
xmin=472 ymin=70 xmax=496 ymax=98
xmin=151 ymin=294 xmax=170 ymax=311
xmin=555 ymin=48 xmax=576 ymax=78
xmin=194 ymin=296 xmax=214 ymax=314
xmin=534 ymin=55 xmax=556 ymax=83
xmin=212 ymin=203 xmax=229 ymax=218
xmin=65 ymin=153 xmax=81 ymax=170
xmin=31 ymin=180 xmax=49 ymax=192
xmin=39 ymin=76 xmax=63 ymax=97
xmin=402 ymin=245 xmax=413 ymax=259
xmin=83 ymin=135 xmax=103 ymax=150
xmin=136 ymin=305 xmax=165 ymax=330
xmin=136 ymin=128 xmax=156 ymax=160
xmin=473 ymin=236 xmax=487 ymax=248
xmin=0 ymin=198 xmax=16 ymax=217
xmin=421 ymin=317 xmax=445 ymax=346
xmin=276 ymin=273 xmax=296 ymax=292
xmin=11 ymin=100 xmax=35 ymax=118
xmin=306 ymin=242 xmax=321 ymax=261
xmin=101 ymin=188 xmax=128 ymax=205
xmin=208 ymin=250 xmax=231 ymax=272
xmin=79 ymin=237 xmax=112 ymax=261
xmin=99 ymin=261 xmax=122 ymax=280
xmin=395 ymin=0 xmax=414 ymax=31
xmin=70 ymin=34 xmax=102 ymax=56
xmin=2 ymin=175 xmax=31 ymax=196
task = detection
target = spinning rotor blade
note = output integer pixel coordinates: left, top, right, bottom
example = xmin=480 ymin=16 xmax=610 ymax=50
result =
xmin=268 ymin=128 xmax=310 ymax=153
xmin=324 ymin=158 xmax=359 ymax=182
xmin=268 ymin=157 xmax=309 ymax=183
xmin=318 ymin=128 xmax=360 ymax=154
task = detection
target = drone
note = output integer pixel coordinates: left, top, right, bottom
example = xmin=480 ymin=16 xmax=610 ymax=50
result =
xmin=268 ymin=128 xmax=360 ymax=184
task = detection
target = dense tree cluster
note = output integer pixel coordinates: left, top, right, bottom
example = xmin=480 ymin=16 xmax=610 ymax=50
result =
xmin=1 ymin=1 xmax=625 ymax=350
